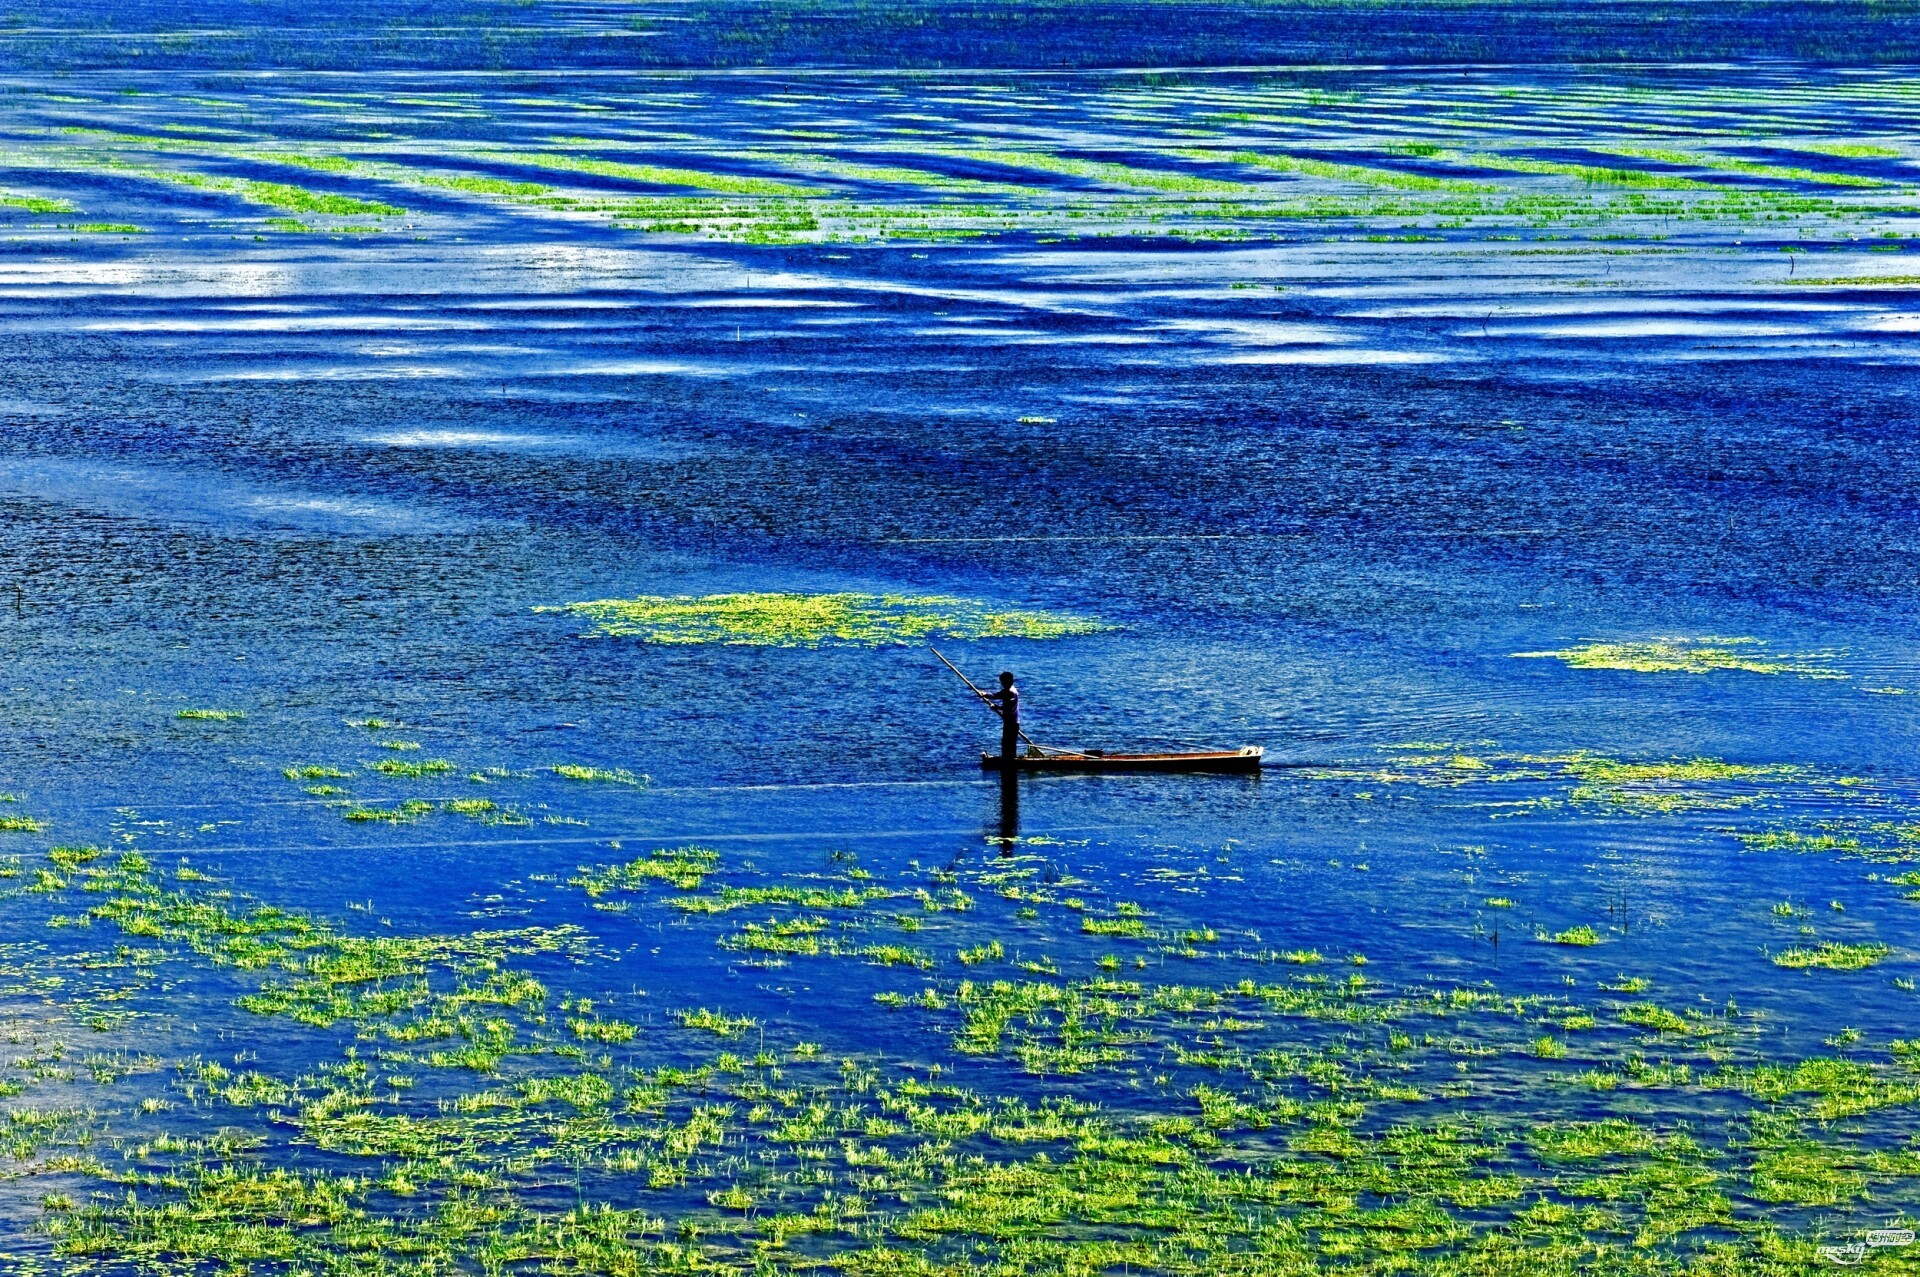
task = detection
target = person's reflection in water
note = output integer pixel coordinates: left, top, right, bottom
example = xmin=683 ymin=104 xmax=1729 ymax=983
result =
xmin=995 ymin=768 xmax=1019 ymax=852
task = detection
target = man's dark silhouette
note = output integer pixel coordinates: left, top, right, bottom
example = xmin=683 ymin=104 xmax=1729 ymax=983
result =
xmin=987 ymin=671 xmax=1019 ymax=766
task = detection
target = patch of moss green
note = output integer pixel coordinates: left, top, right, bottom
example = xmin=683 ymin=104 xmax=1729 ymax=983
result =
xmin=551 ymin=763 xmax=644 ymax=785
xmin=1771 ymin=942 xmax=1891 ymax=971
xmin=541 ymin=591 xmax=1109 ymax=646
xmin=370 ymin=758 xmax=455 ymax=778
xmin=571 ymin=847 xmax=719 ymax=895
xmin=1514 ymin=637 xmax=1845 ymax=679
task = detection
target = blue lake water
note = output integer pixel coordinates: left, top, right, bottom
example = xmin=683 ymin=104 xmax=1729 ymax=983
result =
xmin=1 ymin=10 xmax=1919 ymax=1271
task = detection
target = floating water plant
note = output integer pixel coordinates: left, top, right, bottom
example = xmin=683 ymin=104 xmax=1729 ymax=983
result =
xmin=1514 ymin=637 xmax=1846 ymax=679
xmin=284 ymin=765 xmax=351 ymax=780
xmin=543 ymin=592 xmax=1109 ymax=646
xmin=1772 ymin=942 xmax=1892 ymax=971
xmin=571 ymin=847 xmax=719 ymax=895
xmin=677 ymin=1007 xmax=756 ymax=1036
xmin=551 ymin=763 xmax=644 ymax=785
xmin=370 ymin=758 xmax=455 ymax=778
xmin=176 ymin=708 xmax=245 ymax=721
xmin=1543 ymin=926 xmax=1602 ymax=946
xmin=340 ymin=799 xmax=435 ymax=823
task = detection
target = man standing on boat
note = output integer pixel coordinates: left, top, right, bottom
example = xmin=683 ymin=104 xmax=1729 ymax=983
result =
xmin=987 ymin=671 xmax=1019 ymax=767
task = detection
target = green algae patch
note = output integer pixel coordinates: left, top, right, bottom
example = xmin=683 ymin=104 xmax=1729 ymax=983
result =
xmin=571 ymin=846 xmax=719 ymax=896
xmin=1514 ymin=637 xmax=1845 ymax=679
xmin=551 ymin=763 xmax=644 ymax=785
xmin=1771 ymin=942 xmax=1892 ymax=971
xmin=370 ymin=758 xmax=454 ymax=778
xmin=147 ymin=169 xmax=404 ymax=216
xmin=177 ymin=708 xmax=245 ymax=721
xmin=341 ymin=799 xmax=434 ymax=823
xmin=0 ymin=191 xmax=75 ymax=213
xmin=1560 ymin=755 xmax=1799 ymax=815
xmin=18 ymin=822 xmax=1920 ymax=1275
xmin=418 ymin=173 xmax=552 ymax=197
xmin=542 ymin=592 xmax=1109 ymax=646
xmin=1750 ymin=1141 xmax=1872 ymax=1206
xmin=1530 ymin=1118 xmax=1658 ymax=1161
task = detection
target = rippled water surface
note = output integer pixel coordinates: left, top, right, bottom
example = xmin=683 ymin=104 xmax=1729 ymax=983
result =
xmin=3 ymin=8 xmax=1920 ymax=1272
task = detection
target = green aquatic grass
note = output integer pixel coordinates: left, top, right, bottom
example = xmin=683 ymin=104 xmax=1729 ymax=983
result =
xmin=1594 ymin=145 xmax=1884 ymax=187
xmin=551 ymin=763 xmax=644 ymax=785
xmin=370 ymin=758 xmax=455 ymax=778
xmin=1777 ymin=140 xmax=1902 ymax=158
xmin=249 ymin=152 xmax=356 ymax=173
xmin=678 ymin=1007 xmax=756 ymax=1036
xmin=341 ymin=799 xmax=435 ymax=823
xmin=543 ymin=592 xmax=1109 ymax=646
xmin=1619 ymin=1003 xmax=1691 ymax=1034
xmin=1559 ymin=754 xmax=1798 ymax=814
xmin=11 ymin=821 xmax=1920 ymax=1275
xmin=171 ymin=172 xmax=403 ymax=216
xmin=1453 ymin=151 xmax=1718 ymax=189
xmin=1771 ymin=942 xmax=1892 ymax=971
xmin=416 ymin=173 xmax=552 ymax=196
xmin=1 ymin=191 xmax=76 ymax=213
xmin=1514 ymin=637 xmax=1845 ymax=678
xmin=571 ymin=846 xmax=720 ymax=895
xmin=176 ymin=708 xmax=245 ymax=721
xmin=46 ymin=845 xmax=99 ymax=871
xmin=1530 ymin=1118 xmax=1659 ymax=1160
xmin=1543 ymin=926 xmax=1602 ymax=947
xmin=672 ymin=882 xmax=912 ymax=914
xmin=284 ymin=765 xmax=351 ymax=781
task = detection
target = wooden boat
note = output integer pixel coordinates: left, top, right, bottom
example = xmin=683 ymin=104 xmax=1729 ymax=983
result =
xmin=982 ymin=746 xmax=1263 ymax=775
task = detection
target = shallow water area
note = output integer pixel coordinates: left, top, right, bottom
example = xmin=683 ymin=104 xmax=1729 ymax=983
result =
xmin=3 ymin=7 xmax=1920 ymax=1273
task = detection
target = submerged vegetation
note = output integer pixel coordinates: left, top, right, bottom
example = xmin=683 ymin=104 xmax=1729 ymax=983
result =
xmin=544 ymin=592 xmax=1110 ymax=646
xmin=1772 ymin=942 xmax=1892 ymax=971
xmin=1514 ymin=637 xmax=1846 ymax=679
xmin=0 ymin=773 xmax=1915 ymax=1273
xmin=17 ymin=66 xmax=1920 ymax=249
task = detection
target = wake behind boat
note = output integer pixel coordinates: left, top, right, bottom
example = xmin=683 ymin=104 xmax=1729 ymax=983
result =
xmin=931 ymin=648 xmax=1262 ymax=776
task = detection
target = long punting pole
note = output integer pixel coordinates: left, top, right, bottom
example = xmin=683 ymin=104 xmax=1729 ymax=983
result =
xmin=929 ymin=647 xmax=1048 ymax=757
